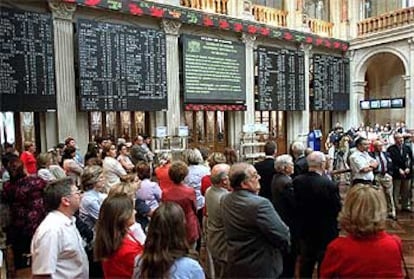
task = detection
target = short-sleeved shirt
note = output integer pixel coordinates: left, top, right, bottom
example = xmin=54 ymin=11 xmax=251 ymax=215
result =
xmin=31 ymin=210 xmax=89 ymax=278
xmin=103 ymin=156 xmax=127 ymax=188
xmin=349 ymin=150 xmax=376 ymax=181
xmin=79 ymin=189 xmax=107 ymax=231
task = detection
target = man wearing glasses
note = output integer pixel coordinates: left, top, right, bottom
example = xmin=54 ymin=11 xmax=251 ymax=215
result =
xmin=31 ymin=177 xmax=89 ymax=278
xmin=222 ymin=163 xmax=290 ymax=278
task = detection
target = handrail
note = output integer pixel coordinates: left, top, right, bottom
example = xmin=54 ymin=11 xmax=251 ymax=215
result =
xmin=251 ymin=4 xmax=287 ymax=27
xmin=357 ymin=6 xmax=414 ymax=36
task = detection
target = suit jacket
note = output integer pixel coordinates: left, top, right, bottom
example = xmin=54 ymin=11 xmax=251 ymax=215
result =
xmin=254 ymin=157 xmax=276 ymax=201
xmin=271 ymin=173 xmax=297 ymax=237
xmin=369 ymin=151 xmax=393 ymax=176
xmin=387 ymin=144 xmax=413 ymax=180
xmin=293 ymin=172 xmax=341 ymax=247
xmin=292 ymin=155 xmax=308 ymax=178
xmin=222 ymin=190 xmax=290 ymax=278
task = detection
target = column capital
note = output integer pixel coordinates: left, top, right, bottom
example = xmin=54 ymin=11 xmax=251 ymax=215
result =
xmin=49 ymin=0 xmax=76 ymax=21
xmin=299 ymin=43 xmax=312 ymax=54
xmin=241 ymin=33 xmax=256 ymax=48
xmin=161 ymin=19 xmax=182 ymax=36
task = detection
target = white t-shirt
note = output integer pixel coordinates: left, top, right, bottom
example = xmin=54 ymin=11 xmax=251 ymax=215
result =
xmin=31 ymin=210 xmax=89 ymax=278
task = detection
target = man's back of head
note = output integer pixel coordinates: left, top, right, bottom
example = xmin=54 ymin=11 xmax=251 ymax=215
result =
xmin=211 ymin=163 xmax=230 ymax=188
xmin=306 ymin=151 xmax=326 ymax=173
xmin=264 ymin=141 xmax=277 ymax=156
xmin=291 ymin=141 xmax=305 ymax=158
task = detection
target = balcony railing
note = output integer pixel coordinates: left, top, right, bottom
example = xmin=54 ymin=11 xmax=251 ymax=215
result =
xmin=304 ymin=17 xmax=333 ymax=37
xmin=357 ymin=6 xmax=414 ymax=36
xmin=251 ymin=5 xmax=287 ymax=27
xmin=180 ymin=0 xmax=229 ymax=15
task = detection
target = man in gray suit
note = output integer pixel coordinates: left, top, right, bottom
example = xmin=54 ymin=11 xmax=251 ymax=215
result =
xmin=205 ymin=163 xmax=231 ymax=279
xmin=222 ymin=163 xmax=290 ymax=278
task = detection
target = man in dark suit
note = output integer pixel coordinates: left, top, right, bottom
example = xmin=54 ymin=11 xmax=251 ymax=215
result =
xmin=387 ymin=133 xmax=413 ymax=212
xmin=370 ymin=140 xmax=396 ymax=219
xmin=254 ymin=141 xmax=277 ymax=201
xmin=291 ymin=141 xmax=308 ymax=178
xmin=222 ymin=162 xmax=290 ymax=278
xmin=293 ymin=151 xmax=341 ymax=278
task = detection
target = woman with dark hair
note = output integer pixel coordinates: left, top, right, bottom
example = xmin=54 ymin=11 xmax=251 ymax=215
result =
xmin=62 ymin=146 xmax=83 ymax=185
xmin=117 ymin=142 xmax=135 ymax=172
xmin=133 ymin=202 xmax=204 ymax=279
xmin=1 ymin=157 xmax=46 ymax=269
xmin=223 ymin=147 xmax=238 ymax=165
xmin=320 ymin=185 xmax=403 ymax=278
xmin=136 ymin=161 xmax=162 ymax=211
xmin=94 ymin=193 xmax=144 ymax=278
xmin=84 ymin=142 xmax=100 ymax=165
xmin=162 ymin=161 xmax=200 ymax=248
xmin=102 ymin=144 xmax=127 ymax=191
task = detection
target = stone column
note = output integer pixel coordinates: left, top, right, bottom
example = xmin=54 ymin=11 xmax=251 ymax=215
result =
xmin=407 ymin=38 xmax=414 ymax=129
xmin=241 ymin=33 xmax=256 ymax=125
xmin=348 ymin=80 xmax=365 ymax=127
xmin=49 ymin=1 xmax=88 ymax=153
xmin=161 ymin=19 xmax=182 ymax=136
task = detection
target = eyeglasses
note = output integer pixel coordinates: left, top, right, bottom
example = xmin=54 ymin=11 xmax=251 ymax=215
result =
xmin=66 ymin=189 xmax=82 ymax=197
xmin=247 ymin=173 xmax=260 ymax=180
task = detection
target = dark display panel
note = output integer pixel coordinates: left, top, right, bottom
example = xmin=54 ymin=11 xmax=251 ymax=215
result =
xmin=182 ymin=35 xmax=246 ymax=104
xmin=0 ymin=7 xmax=55 ymax=111
xmin=77 ymin=19 xmax=167 ymax=111
xmin=312 ymin=54 xmax=350 ymax=111
xmin=257 ymin=46 xmax=305 ymax=111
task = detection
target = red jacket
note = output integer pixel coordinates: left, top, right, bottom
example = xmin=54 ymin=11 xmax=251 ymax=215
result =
xmin=102 ymin=233 xmax=143 ymax=278
xmin=320 ymin=231 xmax=403 ymax=278
xmin=162 ymin=183 xmax=200 ymax=244
xmin=20 ymin=151 xmax=37 ymax=174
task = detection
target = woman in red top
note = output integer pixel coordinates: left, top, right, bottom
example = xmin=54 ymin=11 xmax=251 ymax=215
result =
xmin=95 ymin=193 xmax=143 ymax=278
xmin=20 ymin=141 xmax=37 ymax=174
xmin=320 ymin=184 xmax=404 ymax=278
xmin=154 ymin=152 xmax=173 ymax=192
xmin=162 ymin=161 xmax=200 ymax=248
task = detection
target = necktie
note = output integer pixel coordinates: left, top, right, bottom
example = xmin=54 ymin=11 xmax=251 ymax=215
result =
xmin=380 ymin=153 xmax=386 ymax=175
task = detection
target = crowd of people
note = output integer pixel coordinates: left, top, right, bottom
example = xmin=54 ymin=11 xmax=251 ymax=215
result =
xmin=0 ymin=125 xmax=411 ymax=278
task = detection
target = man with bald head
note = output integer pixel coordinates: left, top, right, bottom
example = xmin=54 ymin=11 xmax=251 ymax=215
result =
xmin=293 ymin=151 xmax=341 ymax=278
xmin=222 ymin=163 xmax=290 ymax=278
xmin=205 ymin=163 xmax=231 ymax=278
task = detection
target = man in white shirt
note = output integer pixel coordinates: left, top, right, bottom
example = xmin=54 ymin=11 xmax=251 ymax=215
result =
xmin=349 ymin=137 xmax=378 ymax=186
xmin=31 ymin=177 xmax=89 ymax=278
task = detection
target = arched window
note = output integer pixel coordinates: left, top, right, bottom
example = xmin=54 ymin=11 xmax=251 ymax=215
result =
xmin=303 ymin=0 xmax=330 ymax=21
xmin=361 ymin=0 xmax=410 ymax=19
xmin=251 ymin=0 xmax=284 ymax=9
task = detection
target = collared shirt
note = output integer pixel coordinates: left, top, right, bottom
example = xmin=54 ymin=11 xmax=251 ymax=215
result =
xmin=31 ymin=210 xmax=89 ymax=278
xmin=79 ymin=189 xmax=107 ymax=231
xmin=374 ymin=153 xmax=388 ymax=174
xmin=350 ymin=150 xmax=375 ymax=181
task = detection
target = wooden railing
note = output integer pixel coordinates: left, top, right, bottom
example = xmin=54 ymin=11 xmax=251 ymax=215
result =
xmin=180 ymin=0 xmax=229 ymax=15
xmin=251 ymin=5 xmax=287 ymax=27
xmin=357 ymin=7 xmax=414 ymax=36
xmin=305 ymin=17 xmax=333 ymax=37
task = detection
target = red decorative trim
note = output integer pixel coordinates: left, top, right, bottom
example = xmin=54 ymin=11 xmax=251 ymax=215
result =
xmin=185 ymin=104 xmax=246 ymax=111
xmin=62 ymin=0 xmax=349 ymax=52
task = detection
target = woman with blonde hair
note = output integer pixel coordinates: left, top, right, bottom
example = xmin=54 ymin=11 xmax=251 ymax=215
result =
xmin=133 ymin=202 xmax=204 ymax=279
xmin=94 ymin=193 xmax=144 ymax=278
xmin=320 ymin=184 xmax=403 ymax=278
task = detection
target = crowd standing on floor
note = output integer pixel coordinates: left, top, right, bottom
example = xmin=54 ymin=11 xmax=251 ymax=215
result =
xmin=0 ymin=121 xmax=412 ymax=278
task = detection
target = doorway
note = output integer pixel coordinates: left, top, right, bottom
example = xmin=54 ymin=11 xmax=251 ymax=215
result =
xmin=184 ymin=111 xmax=227 ymax=152
xmin=254 ymin=111 xmax=287 ymax=154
